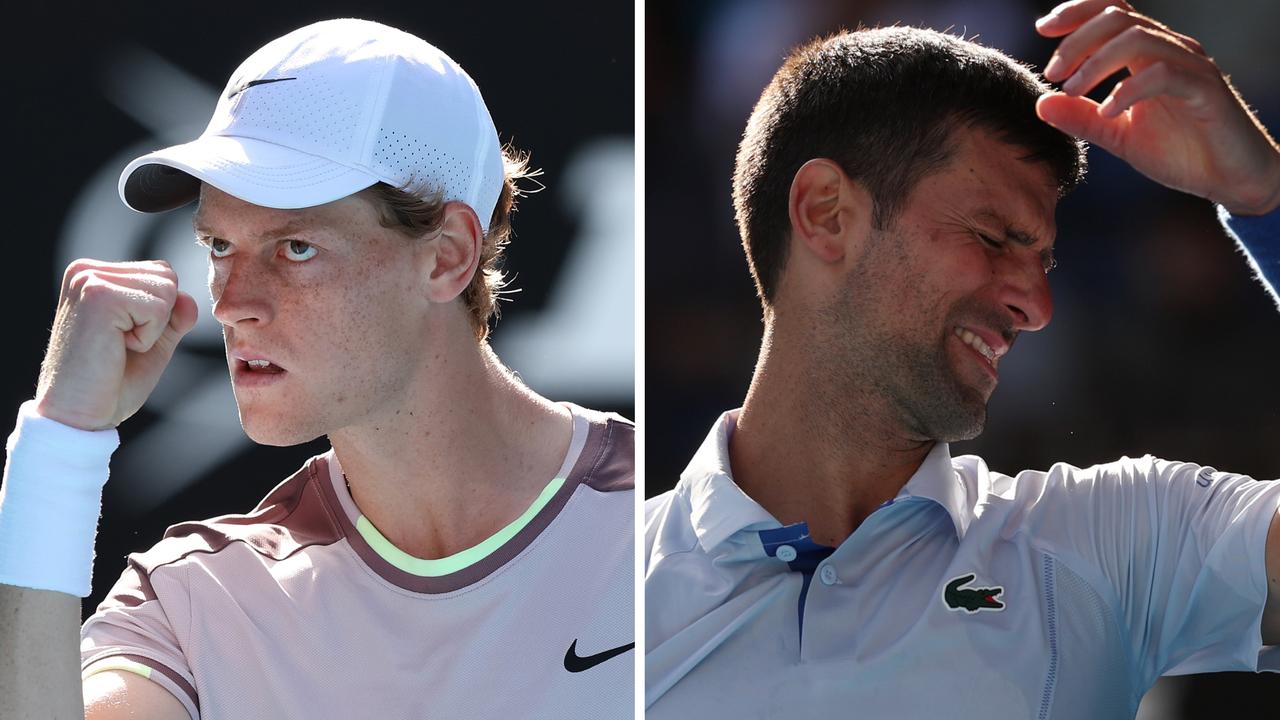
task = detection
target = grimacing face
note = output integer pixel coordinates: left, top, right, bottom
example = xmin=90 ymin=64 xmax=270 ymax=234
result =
xmin=818 ymin=126 xmax=1059 ymax=442
xmin=194 ymin=184 xmax=437 ymax=446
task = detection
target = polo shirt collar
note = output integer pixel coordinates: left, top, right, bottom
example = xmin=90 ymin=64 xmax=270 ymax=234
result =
xmin=679 ymin=409 xmax=973 ymax=555
xmin=683 ymin=410 xmax=778 ymax=554
xmin=895 ymin=440 xmax=971 ymax=539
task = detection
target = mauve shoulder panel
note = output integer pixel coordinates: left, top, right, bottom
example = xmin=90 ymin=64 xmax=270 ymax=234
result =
xmin=127 ymin=455 xmax=344 ymax=577
xmin=580 ymin=416 xmax=635 ymax=493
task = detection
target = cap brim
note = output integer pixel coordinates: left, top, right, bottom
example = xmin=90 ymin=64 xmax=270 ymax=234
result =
xmin=118 ymin=135 xmax=382 ymax=213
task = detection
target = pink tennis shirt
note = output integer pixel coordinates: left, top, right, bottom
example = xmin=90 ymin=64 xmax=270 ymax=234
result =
xmin=81 ymin=405 xmax=633 ymax=719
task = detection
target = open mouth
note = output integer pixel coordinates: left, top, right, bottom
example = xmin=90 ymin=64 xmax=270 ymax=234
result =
xmin=232 ymin=356 xmax=288 ymax=387
xmin=239 ymin=359 xmax=286 ymax=374
xmin=952 ymin=325 xmax=1013 ymax=385
xmin=238 ymin=356 xmax=285 ymax=371
xmin=954 ymin=327 xmax=997 ymax=366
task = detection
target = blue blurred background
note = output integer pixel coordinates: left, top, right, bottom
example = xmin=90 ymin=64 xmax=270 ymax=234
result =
xmin=1 ymin=0 xmax=632 ymax=630
xmin=646 ymin=0 xmax=1280 ymax=716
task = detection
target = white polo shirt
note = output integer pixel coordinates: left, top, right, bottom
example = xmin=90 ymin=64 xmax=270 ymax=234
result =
xmin=645 ymin=410 xmax=1280 ymax=718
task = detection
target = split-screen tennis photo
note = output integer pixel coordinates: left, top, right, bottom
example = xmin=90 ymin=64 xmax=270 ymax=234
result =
xmin=3 ymin=0 xmax=1279 ymax=718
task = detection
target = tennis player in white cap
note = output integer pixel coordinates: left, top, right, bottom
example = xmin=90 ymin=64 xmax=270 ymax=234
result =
xmin=0 ymin=19 xmax=633 ymax=719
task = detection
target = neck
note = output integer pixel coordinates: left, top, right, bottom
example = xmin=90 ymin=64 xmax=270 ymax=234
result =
xmin=729 ymin=320 xmax=934 ymax=547
xmin=329 ymin=339 xmax=572 ymax=560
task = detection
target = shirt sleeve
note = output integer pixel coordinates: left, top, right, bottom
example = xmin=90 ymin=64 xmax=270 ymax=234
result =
xmin=81 ymin=554 xmax=200 ymax=720
xmin=1218 ymin=204 xmax=1280 ymax=307
xmin=1026 ymin=456 xmax=1280 ymax=685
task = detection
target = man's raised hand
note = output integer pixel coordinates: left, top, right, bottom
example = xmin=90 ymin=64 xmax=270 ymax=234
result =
xmin=1036 ymin=0 xmax=1280 ymax=215
xmin=35 ymin=259 xmax=198 ymax=431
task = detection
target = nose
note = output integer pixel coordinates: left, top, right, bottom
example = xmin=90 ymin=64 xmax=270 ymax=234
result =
xmin=210 ymin=257 xmax=274 ymax=327
xmin=998 ymin=254 xmax=1053 ymax=332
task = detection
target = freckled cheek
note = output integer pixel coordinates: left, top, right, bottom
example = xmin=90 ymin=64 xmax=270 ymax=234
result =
xmin=302 ymin=285 xmax=404 ymax=356
xmin=207 ymin=264 xmax=225 ymax=300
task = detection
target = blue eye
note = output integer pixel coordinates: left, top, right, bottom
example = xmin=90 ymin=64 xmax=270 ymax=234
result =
xmin=284 ymin=240 xmax=318 ymax=262
xmin=208 ymin=238 xmax=232 ymax=258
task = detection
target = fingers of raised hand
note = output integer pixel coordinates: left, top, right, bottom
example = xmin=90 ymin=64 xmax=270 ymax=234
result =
xmin=62 ymin=263 xmax=181 ymax=353
xmin=1036 ymin=92 xmax=1128 ymax=153
xmin=1040 ymin=1 xmax=1205 ymax=56
xmin=1038 ymin=1 xmax=1212 ymax=105
xmin=60 ymin=258 xmax=176 ymax=297
xmin=1045 ymin=6 xmax=1158 ymax=81
xmin=1036 ymin=0 xmax=1135 ymax=38
xmin=72 ymin=277 xmax=174 ymax=353
xmin=158 ymin=291 xmax=200 ymax=350
xmin=1058 ymin=24 xmax=1213 ymax=100
xmin=1098 ymin=60 xmax=1214 ymax=118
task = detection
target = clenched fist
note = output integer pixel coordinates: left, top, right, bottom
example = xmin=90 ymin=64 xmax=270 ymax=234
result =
xmin=34 ymin=259 xmax=199 ymax=431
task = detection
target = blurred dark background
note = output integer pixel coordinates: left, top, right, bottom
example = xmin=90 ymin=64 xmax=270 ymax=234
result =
xmin=0 ymin=0 xmax=632 ymax=623
xmin=646 ymin=0 xmax=1280 ymax=717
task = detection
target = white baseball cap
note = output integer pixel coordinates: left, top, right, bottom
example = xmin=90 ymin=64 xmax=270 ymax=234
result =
xmin=119 ymin=18 xmax=504 ymax=230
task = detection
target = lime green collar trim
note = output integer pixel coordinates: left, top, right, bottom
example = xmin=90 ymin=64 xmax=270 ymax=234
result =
xmin=354 ymin=476 xmax=566 ymax=577
xmin=83 ymin=657 xmax=152 ymax=681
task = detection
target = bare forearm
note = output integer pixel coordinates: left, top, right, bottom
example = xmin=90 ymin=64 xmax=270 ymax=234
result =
xmin=0 ymin=584 xmax=85 ymax=719
xmin=0 ymin=255 xmax=194 ymax=720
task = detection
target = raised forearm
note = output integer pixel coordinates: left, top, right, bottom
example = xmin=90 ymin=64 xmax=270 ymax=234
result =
xmin=0 ymin=583 xmax=85 ymax=719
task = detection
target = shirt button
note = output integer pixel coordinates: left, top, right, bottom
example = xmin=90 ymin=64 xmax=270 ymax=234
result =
xmin=776 ymin=544 xmax=797 ymax=562
xmin=819 ymin=564 xmax=838 ymax=586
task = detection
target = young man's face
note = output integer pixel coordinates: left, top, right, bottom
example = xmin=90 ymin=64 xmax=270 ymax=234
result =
xmin=819 ymin=126 xmax=1059 ymax=442
xmin=194 ymin=184 xmax=436 ymax=446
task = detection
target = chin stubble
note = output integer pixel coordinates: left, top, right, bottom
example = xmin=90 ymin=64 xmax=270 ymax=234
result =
xmin=816 ymin=240 xmax=988 ymax=444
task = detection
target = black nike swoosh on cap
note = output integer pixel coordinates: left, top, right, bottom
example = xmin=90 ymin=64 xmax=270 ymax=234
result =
xmin=226 ymin=77 xmax=297 ymax=100
xmin=563 ymin=639 xmax=635 ymax=673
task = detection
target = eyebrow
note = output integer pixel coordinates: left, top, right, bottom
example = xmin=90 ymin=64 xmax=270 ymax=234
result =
xmin=973 ymin=207 xmax=1056 ymax=271
xmin=972 ymin=209 xmax=1044 ymax=246
xmin=191 ymin=216 xmax=311 ymax=241
xmin=1004 ymin=227 xmax=1039 ymax=247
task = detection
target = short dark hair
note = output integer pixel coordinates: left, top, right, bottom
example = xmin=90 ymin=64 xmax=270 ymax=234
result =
xmin=733 ymin=27 xmax=1087 ymax=305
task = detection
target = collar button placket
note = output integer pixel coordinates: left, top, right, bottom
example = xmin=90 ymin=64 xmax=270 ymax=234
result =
xmin=818 ymin=564 xmax=839 ymax=586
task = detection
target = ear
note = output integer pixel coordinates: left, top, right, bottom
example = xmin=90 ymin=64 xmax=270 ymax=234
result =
xmin=787 ymin=158 xmax=867 ymax=264
xmin=424 ymin=201 xmax=484 ymax=303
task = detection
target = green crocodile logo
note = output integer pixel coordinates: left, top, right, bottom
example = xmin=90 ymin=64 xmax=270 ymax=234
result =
xmin=944 ymin=573 xmax=1004 ymax=613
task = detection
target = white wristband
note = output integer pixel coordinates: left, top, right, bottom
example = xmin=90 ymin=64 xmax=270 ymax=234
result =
xmin=0 ymin=400 xmax=119 ymax=597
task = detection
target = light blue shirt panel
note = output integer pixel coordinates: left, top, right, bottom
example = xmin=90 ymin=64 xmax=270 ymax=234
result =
xmin=646 ymin=411 xmax=1280 ymax=718
xmin=1013 ymin=456 xmax=1280 ymax=680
